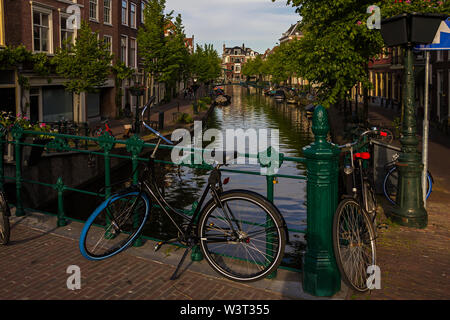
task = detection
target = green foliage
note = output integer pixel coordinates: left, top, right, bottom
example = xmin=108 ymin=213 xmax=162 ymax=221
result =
xmin=379 ymin=0 xmax=450 ymax=17
xmin=199 ymin=96 xmax=212 ymax=105
xmin=0 ymin=45 xmax=52 ymax=85
xmin=138 ymin=0 xmax=190 ymax=98
xmin=177 ymin=112 xmax=193 ymax=124
xmin=190 ymin=44 xmax=222 ymax=85
xmin=52 ymin=21 xmax=113 ymax=94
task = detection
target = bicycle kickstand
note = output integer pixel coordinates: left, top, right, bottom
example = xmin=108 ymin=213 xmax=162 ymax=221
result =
xmin=169 ymin=246 xmax=192 ymax=281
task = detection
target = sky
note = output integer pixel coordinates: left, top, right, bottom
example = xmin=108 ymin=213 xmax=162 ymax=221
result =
xmin=165 ymin=0 xmax=300 ymax=55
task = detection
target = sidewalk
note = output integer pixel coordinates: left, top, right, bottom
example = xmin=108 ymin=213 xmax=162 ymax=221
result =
xmin=329 ymin=102 xmax=450 ymax=300
xmin=0 ymin=209 xmax=347 ymax=300
xmin=91 ymin=94 xmax=210 ymax=142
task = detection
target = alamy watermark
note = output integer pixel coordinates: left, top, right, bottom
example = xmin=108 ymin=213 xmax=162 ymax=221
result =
xmin=171 ymin=121 xmax=281 ymax=175
xmin=66 ymin=5 xmax=81 ymax=30
xmin=366 ymin=5 xmax=381 ymax=30
xmin=367 ymin=265 xmax=381 ymax=290
xmin=66 ymin=265 xmax=81 ymax=290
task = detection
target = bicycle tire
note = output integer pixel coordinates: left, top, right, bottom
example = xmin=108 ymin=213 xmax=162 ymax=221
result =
xmin=198 ymin=190 xmax=286 ymax=282
xmin=0 ymin=193 xmax=10 ymax=245
xmin=79 ymin=191 xmax=150 ymax=260
xmin=333 ymin=198 xmax=376 ymax=292
xmin=383 ymin=167 xmax=432 ymax=205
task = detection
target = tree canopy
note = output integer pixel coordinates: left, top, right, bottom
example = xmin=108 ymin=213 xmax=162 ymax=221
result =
xmin=52 ymin=21 xmax=112 ymax=94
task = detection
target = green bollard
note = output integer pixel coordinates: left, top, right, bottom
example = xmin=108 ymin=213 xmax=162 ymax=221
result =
xmin=56 ymin=177 xmax=67 ymax=227
xmin=302 ymin=105 xmax=341 ymax=297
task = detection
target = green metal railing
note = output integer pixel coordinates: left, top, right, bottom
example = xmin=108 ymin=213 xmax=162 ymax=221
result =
xmin=0 ymin=105 xmax=342 ymax=297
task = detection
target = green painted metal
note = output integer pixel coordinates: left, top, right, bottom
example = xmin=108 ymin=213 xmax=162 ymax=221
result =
xmin=390 ymin=45 xmax=427 ymax=228
xmin=0 ymin=118 xmax=340 ymax=296
xmin=55 ymin=177 xmax=67 ymax=227
xmin=301 ymin=105 xmax=341 ymax=297
xmin=11 ymin=125 xmax=24 ymax=217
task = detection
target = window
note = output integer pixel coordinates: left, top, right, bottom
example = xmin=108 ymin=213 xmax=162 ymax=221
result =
xmin=141 ymin=2 xmax=145 ymax=24
xmin=104 ymin=35 xmax=112 ymax=54
xmin=89 ymin=0 xmax=98 ymax=21
xmin=104 ymin=0 xmax=112 ymax=24
xmin=60 ymin=15 xmax=75 ymax=50
xmin=437 ymin=51 xmax=444 ymax=61
xmin=121 ymin=35 xmax=128 ymax=65
xmin=130 ymin=38 xmax=136 ymax=68
xmin=122 ymin=0 xmax=128 ymax=25
xmin=33 ymin=10 xmax=51 ymax=52
xmin=130 ymin=3 xmax=136 ymax=28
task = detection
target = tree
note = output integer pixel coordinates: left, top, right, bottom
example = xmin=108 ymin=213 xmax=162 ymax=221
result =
xmin=190 ymin=44 xmax=222 ymax=86
xmin=53 ymin=21 xmax=112 ymax=122
xmin=138 ymin=0 xmax=190 ymax=101
xmin=111 ymin=61 xmax=134 ymax=117
xmin=275 ymin=0 xmax=449 ymax=120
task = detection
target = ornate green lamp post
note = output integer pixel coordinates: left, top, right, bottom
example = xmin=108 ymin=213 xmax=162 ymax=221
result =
xmin=381 ymin=13 xmax=447 ymax=228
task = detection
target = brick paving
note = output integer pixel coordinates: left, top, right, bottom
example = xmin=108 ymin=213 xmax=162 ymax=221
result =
xmin=0 ymin=223 xmax=295 ymax=300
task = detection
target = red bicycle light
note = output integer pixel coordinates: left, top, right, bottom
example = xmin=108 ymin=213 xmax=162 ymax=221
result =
xmin=223 ymin=177 xmax=230 ymax=185
xmin=354 ymin=152 xmax=371 ymax=160
xmin=380 ymin=131 xmax=388 ymax=137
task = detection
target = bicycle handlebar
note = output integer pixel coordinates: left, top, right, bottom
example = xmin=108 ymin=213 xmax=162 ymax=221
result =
xmin=141 ymin=96 xmax=174 ymax=145
xmin=337 ymin=129 xmax=376 ymax=149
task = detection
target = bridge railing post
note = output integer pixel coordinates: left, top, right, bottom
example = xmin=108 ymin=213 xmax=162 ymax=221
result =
xmin=56 ymin=177 xmax=67 ymax=227
xmin=126 ymin=135 xmax=144 ymax=247
xmin=302 ymin=105 xmax=341 ymax=297
xmin=11 ymin=125 xmax=24 ymax=217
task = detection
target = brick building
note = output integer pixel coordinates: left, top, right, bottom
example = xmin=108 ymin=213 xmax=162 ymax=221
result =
xmin=222 ymin=44 xmax=258 ymax=83
xmin=0 ymin=0 xmax=150 ymax=123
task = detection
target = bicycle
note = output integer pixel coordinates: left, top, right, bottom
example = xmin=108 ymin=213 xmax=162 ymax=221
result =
xmin=383 ymin=152 xmax=433 ymax=206
xmin=350 ymin=124 xmax=394 ymax=144
xmin=79 ymin=98 xmax=288 ymax=282
xmin=334 ymin=128 xmax=379 ymax=292
xmin=93 ymin=119 xmax=113 ymax=137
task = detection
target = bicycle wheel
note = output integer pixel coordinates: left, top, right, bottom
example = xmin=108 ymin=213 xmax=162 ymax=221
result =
xmin=0 ymin=193 xmax=10 ymax=245
xmin=198 ymin=190 xmax=286 ymax=282
xmin=333 ymin=198 xmax=376 ymax=292
xmin=79 ymin=190 xmax=150 ymax=260
xmin=383 ymin=167 xmax=432 ymax=205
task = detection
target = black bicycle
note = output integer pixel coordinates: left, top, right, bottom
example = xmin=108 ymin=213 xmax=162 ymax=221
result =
xmin=79 ymin=98 xmax=287 ymax=282
xmin=334 ymin=129 xmax=379 ymax=292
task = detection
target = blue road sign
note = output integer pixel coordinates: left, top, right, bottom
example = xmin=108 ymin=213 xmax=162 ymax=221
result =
xmin=415 ymin=18 xmax=450 ymax=51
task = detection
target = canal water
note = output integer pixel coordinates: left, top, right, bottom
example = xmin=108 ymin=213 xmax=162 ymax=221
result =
xmin=43 ymin=86 xmax=314 ymax=269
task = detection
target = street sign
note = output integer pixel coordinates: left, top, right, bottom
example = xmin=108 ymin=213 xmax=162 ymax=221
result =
xmin=415 ymin=18 xmax=450 ymax=51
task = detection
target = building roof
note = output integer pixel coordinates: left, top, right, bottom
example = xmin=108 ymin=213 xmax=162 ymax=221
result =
xmin=279 ymin=21 xmax=303 ymax=43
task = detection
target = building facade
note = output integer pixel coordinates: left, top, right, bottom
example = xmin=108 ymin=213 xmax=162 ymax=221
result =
xmin=1 ymin=0 xmax=150 ymax=124
xmin=222 ymin=44 xmax=258 ymax=83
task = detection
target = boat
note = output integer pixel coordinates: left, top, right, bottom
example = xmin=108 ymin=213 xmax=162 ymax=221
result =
xmin=214 ymin=94 xmax=231 ymax=106
xmin=273 ymin=89 xmax=285 ymax=101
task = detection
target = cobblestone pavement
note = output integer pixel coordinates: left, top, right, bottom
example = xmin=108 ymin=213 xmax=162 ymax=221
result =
xmin=0 ymin=223 xmax=294 ymax=300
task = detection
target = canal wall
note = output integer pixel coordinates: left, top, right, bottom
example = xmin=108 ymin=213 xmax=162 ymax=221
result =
xmin=3 ymin=150 xmax=125 ymax=210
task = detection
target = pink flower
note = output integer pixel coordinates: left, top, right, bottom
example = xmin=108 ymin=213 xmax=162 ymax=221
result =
xmin=40 ymin=123 xmax=46 ymax=128
xmin=357 ymin=21 xmax=362 ymax=25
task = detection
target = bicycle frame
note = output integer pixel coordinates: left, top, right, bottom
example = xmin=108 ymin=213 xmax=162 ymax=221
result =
xmin=134 ymin=152 xmax=225 ymax=239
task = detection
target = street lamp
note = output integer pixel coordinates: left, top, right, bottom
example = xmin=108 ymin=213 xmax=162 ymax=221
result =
xmin=380 ymin=12 xmax=448 ymax=228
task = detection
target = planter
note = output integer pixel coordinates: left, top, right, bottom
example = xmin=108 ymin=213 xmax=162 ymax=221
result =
xmin=381 ymin=13 xmax=448 ymax=47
